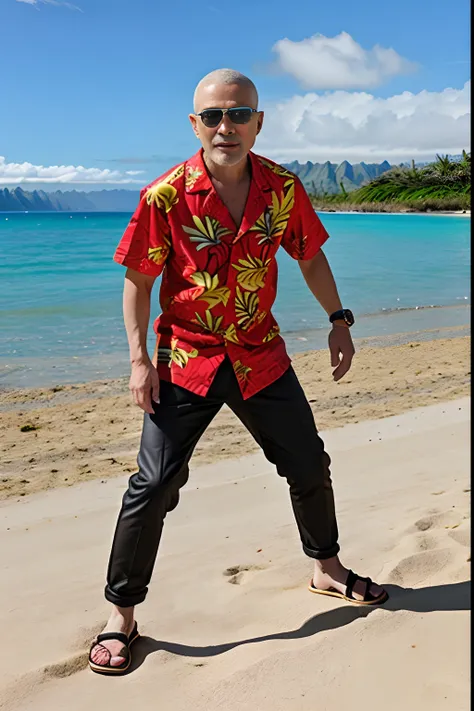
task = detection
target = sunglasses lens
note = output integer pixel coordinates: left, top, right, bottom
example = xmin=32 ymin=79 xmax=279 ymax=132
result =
xmin=200 ymin=109 xmax=223 ymax=128
xmin=228 ymin=108 xmax=253 ymax=124
xmin=199 ymin=108 xmax=255 ymax=127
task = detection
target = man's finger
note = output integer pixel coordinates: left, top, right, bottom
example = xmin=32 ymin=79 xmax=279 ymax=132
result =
xmin=151 ymin=381 xmax=160 ymax=404
xmin=332 ymin=365 xmax=348 ymax=381
xmin=332 ymin=356 xmax=353 ymax=381
xmin=329 ymin=343 xmax=340 ymax=368
xmin=142 ymin=401 xmax=155 ymax=414
xmin=134 ymin=389 xmax=154 ymax=414
xmin=141 ymin=390 xmax=155 ymax=414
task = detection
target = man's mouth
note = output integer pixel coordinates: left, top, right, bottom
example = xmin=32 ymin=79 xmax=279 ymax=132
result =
xmin=214 ymin=143 xmax=240 ymax=149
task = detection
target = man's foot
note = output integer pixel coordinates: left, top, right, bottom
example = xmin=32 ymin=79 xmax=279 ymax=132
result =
xmin=312 ymin=558 xmax=386 ymax=602
xmin=89 ymin=609 xmax=136 ymax=668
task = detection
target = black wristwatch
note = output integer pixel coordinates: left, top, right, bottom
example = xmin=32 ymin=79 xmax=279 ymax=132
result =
xmin=329 ymin=309 xmax=355 ymax=327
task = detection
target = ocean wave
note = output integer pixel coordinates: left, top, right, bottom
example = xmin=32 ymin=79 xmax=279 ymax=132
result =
xmin=281 ymin=302 xmax=470 ymax=337
xmin=379 ymin=301 xmax=469 ymax=314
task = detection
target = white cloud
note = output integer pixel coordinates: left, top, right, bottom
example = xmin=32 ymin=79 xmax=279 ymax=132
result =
xmin=257 ymin=81 xmax=471 ymax=163
xmin=0 ymin=157 xmax=145 ymax=184
xmin=272 ymin=31 xmax=417 ymax=90
xmin=15 ymin=0 xmax=83 ymax=11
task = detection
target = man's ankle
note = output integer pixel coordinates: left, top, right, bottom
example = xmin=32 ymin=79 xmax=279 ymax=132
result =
xmin=108 ymin=605 xmax=135 ymax=625
xmin=314 ymin=556 xmax=346 ymax=578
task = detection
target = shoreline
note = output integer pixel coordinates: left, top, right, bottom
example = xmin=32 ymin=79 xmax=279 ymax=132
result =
xmin=2 ymin=209 xmax=471 ymax=216
xmin=0 ymin=332 xmax=469 ymax=501
xmin=1 ymin=306 xmax=471 ymax=391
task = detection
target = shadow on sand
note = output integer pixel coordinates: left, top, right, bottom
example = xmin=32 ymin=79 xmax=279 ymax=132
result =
xmin=127 ymin=580 xmax=470 ymax=672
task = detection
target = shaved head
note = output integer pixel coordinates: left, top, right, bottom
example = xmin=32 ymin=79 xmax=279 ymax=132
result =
xmin=189 ymin=69 xmax=263 ymax=169
xmin=193 ymin=69 xmax=258 ymax=112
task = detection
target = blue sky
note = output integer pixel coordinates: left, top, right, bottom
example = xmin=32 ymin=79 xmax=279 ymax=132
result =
xmin=0 ymin=0 xmax=470 ymax=189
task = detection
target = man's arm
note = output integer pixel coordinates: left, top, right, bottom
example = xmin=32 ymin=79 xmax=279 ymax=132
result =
xmin=298 ymin=249 xmax=355 ymax=382
xmin=123 ymin=268 xmax=160 ymax=412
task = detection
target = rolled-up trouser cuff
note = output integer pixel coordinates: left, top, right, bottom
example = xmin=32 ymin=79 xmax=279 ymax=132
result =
xmin=104 ymin=585 xmax=147 ymax=608
xmin=302 ymin=542 xmax=340 ymax=560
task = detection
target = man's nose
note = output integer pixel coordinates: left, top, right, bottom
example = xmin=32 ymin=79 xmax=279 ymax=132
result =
xmin=217 ymin=113 xmax=235 ymax=134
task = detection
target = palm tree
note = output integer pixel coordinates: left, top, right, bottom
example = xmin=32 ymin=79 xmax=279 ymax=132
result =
xmin=434 ymin=154 xmax=456 ymax=176
xmin=457 ymin=150 xmax=471 ymax=177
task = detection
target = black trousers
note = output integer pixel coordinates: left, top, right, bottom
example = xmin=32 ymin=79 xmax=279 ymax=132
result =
xmin=105 ymin=359 xmax=340 ymax=607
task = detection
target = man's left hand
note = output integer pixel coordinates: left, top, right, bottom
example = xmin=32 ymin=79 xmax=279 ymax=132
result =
xmin=328 ymin=324 xmax=355 ymax=381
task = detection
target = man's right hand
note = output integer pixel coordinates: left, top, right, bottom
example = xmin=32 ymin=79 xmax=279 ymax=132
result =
xmin=129 ymin=359 xmax=160 ymax=414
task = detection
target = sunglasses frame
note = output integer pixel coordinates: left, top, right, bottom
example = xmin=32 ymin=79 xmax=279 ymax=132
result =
xmin=195 ymin=106 xmax=259 ymax=127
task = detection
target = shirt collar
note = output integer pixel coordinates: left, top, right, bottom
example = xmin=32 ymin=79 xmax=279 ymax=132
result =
xmin=184 ymin=148 xmax=270 ymax=194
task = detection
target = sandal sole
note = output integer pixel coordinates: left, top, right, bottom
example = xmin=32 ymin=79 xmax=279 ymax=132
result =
xmin=308 ymin=584 xmax=389 ymax=606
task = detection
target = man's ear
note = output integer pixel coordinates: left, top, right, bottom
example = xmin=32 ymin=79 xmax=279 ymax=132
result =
xmin=189 ymin=114 xmax=200 ymax=138
xmin=256 ymin=111 xmax=264 ymax=135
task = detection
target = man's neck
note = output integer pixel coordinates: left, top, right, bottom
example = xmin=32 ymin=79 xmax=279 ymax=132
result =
xmin=202 ymin=151 xmax=251 ymax=187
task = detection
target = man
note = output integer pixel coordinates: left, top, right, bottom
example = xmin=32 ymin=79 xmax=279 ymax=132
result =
xmin=89 ymin=69 xmax=388 ymax=675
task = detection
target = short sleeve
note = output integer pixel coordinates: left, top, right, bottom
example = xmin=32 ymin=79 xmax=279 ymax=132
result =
xmin=113 ymin=189 xmax=171 ymax=276
xmin=281 ymin=177 xmax=329 ymax=260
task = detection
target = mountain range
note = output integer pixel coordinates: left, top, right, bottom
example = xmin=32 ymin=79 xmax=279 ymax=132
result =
xmin=285 ymin=159 xmax=392 ymax=194
xmin=0 ymin=187 xmax=140 ymax=213
xmin=0 ymin=159 xmax=395 ymax=211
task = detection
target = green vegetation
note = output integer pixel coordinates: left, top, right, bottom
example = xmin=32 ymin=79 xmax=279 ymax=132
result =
xmin=309 ymin=152 xmax=471 ymax=212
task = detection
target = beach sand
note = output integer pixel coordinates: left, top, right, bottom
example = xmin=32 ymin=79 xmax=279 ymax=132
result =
xmin=0 ymin=335 xmax=470 ymax=500
xmin=0 ymin=394 xmax=470 ymax=710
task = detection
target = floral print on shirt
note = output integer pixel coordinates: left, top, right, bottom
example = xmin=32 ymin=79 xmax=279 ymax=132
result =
xmin=114 ymin=149 xmax=329 ymax=399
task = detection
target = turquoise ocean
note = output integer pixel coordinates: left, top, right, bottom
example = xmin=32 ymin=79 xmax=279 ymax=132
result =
xmin=0 ymin=212 xmax=470 ymax=388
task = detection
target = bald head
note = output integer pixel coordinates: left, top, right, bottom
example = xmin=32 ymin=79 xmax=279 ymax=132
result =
xmin=193 ymin=69 xmax=259 ymax=112
xmin=189 ymin=69 xmax=263 ymax=168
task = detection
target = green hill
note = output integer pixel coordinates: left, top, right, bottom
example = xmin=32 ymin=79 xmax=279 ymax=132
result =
xmin=309 ymin=153 xmax=471 ymax=212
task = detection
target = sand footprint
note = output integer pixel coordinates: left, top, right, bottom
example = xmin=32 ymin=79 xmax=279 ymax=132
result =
xmin=416 ymin=533 xmax=438 ymax=551
xmin=386 ymin=548 xmax=453 ymax=586
xmin=412 ymin=511 xmax=458 ymax=551
xmin=223 ymin=564 xmax=266 ymax=585
xmin=448 ymin=524 xmax=470 ymax=548
xmin=381 ymin=504 xmax=470 ymax=590
xmin=413 ymin=509 xmax=462 ymax=533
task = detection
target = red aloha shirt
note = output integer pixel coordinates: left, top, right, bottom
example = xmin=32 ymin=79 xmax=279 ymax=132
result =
xmin=114 ymin=149 xmax=329 ymax=399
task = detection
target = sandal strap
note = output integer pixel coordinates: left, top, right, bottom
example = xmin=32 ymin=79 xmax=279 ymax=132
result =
xmin=346 ymin=571 xmax=379 ymax=601
xmin=345 ymin=570 xmax=357 ymax=600
xmin=96 ymin=631 xmax=129 ymax=646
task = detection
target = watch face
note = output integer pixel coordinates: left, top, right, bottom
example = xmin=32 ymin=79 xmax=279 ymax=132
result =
xmin=330 ymin=309 xmax=355 ymax=326
xmin=343 ymin=310 xmax=355 ymax=326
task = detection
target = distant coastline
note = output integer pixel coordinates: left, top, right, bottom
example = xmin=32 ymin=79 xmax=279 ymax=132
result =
xmin=0 ymin=187 xmax=139 ymax=213
xmin=0 ymin=158 xmax=395 ymax=212
xmin=1 ymin=154 xmax=469 ymax=213
xmin=315 ymin=207 xmax=471 ymax=215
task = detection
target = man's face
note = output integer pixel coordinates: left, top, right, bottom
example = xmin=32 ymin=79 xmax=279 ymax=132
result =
xmin=189 ymin=82 xmax=264 ymax=168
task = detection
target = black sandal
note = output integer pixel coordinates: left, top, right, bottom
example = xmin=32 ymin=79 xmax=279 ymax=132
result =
xmin=88 ymin=622 xmax=140 ymax=675
xmin=309 ymin=569 xmax=388 ymax=606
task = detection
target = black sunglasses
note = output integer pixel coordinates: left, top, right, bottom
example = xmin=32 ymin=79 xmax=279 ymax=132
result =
xmin=196 ymin=106 xmax=259 ymax=128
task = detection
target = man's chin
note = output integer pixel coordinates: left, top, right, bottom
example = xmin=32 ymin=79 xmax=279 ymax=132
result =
xmin=209 ymin=147 xmax=246 ymax=166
